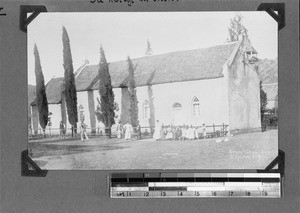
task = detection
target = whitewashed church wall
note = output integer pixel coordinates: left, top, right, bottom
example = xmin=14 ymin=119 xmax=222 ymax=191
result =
xmin=43 ymin=78 xmax=230 ymax=135
xmin=47 ymin=104 xmax=62 ymax=135
xmin=136 ymin=77 xmax=230 ymax=128
xmin=30 ymin=104 xmax=62 ymax=135
xmin=228 ymin=51 xmax=261 ymax=132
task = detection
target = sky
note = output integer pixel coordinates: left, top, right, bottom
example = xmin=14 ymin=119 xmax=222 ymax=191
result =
xmin=28 ymin=12 xmax=277 ymax=85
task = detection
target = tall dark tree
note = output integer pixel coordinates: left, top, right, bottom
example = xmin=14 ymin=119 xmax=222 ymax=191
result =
xmin=145 ymin=40 xmax=153 ymax=56
xmin=228 ymin=14 xmax=249 ymax=42
xmin=62 ymin=26 xmax=78 ymax=137
xmin=260 ymin=81 xmax=268 ymax=127
xmin=34 ymin=44 xmax=48 ymax=137
xmin=127 ymin=56 xmax=139 ymax=128
xmin=95 ymin=46 xmax=115 ymax=138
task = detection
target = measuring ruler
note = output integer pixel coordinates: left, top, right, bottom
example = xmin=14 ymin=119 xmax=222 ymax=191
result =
xmin=110 ymin=173 xmax=281 ymax=198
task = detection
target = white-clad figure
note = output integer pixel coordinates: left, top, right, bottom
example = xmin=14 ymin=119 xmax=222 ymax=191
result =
xmin=80 ymin=121 xmax=89 ymax=142
xmin=181 ymin=125 xmax=186 ymax=140
xmin=202 ymin=123 xmax=207 ymax=139
xmin=153 ymin=120 xmax=161 ymax=141
xmin=187 ymin=125 xmax=194 ymax=140
xmin=116 ymin=120 xmax=123 ymax=139
xmin=165 ymin=125 xmax=173 ymax=140
xmin=124 ymin=121 xmax=133 ymax=140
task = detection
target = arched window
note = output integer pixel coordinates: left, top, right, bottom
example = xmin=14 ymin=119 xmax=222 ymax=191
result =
xmin=172 ymin=102 xmax=182 ymax=109
xmin=143 ymin=100 xmax=150 ymax=119
xmin=192 ymin=97 xmax=200 ymax=116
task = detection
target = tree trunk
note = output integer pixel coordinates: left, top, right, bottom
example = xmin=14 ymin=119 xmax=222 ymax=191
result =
xmin=74 ymin=123 xmax=77 ymax=135
xmin=107 ymin=127 xmax=111 ymax=139
xmin=43 ymin=129 xmax=46 ymax=138
xmin=71 ymin=125 xmax=74 ymax=138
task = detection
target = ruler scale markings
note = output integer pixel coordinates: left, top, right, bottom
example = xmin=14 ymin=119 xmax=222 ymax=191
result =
xmin=110 ymin=173 xmax=281 ymax=198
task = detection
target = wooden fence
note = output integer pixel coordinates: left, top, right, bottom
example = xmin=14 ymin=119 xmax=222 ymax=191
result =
xmin=28 ymin=123 xmax=229 ymax=140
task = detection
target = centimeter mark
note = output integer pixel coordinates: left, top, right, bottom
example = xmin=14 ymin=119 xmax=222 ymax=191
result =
xmin=111 ymin=189 xmax=280 ymax=198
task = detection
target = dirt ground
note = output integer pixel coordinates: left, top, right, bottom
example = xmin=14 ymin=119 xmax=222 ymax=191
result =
xmin=29 ymin=130 xmax=278 ymax=170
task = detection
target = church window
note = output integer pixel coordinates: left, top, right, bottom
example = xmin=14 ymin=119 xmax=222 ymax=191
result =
xmin=172 ymin=102 xmax=182 ymax=109
xmin=192 ymin=97 xmax=200 ymax=117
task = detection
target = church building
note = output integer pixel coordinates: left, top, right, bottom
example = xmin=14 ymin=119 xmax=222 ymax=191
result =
xmin=30 ymin=37 xmax=261 ymax=135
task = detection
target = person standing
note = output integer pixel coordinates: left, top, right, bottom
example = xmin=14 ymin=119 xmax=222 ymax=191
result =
xmin=202 ymin=123 xmax=207 ymax=139
xmin=153 ymin=120 xmax=162 ymax=141
xmin=80 ymin=121 xmax=89 ymax=142
xmin=165 ymin=125 xmax=173 ymax=140
xmin=124 ymin=121 xmax=133 ymax=140
xmin=116 ymin=120 xmax=123 ymax=139
xmin=59 ymin=121 xmax=65 ymax=139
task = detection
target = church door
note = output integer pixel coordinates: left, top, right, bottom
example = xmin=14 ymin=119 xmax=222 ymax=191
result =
xmin=172 ymin=102 xmax=184 ymax=125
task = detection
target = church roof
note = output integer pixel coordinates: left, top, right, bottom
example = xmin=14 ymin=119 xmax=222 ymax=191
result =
xmin=75 ymin=42 xmax=238 ymax=91
xmin=30 ymin=42 xmax=240 ymax=105
xmin=31 ymin=77 xmax=64 ymax=106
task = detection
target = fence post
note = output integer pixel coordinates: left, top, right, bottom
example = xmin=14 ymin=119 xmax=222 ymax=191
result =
xmin=213 ymin=123 xmax=215 ymax=138
xmin=138 ymin=125 xmax=141 ymax=140
xmin=222 ymin=123 xmax=225 ymax=136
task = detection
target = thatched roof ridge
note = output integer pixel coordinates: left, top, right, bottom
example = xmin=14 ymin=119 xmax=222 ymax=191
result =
xmin=77 ymin=42 xmax=238 ymax=90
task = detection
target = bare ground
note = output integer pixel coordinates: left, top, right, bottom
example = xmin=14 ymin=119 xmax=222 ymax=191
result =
xmin=29 ymin=130 xmax=278 ymax=170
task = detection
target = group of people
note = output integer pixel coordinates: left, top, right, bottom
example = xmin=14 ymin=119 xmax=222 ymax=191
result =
xmin=59 ymin=121 xmax=89 ymax=142
xmin=116 ymin=121 xmax=134 ymax=140
xmin=58 ymin=119 xmax=208 ymax=142
xmin=153 ymin=120 xmax=207 ymax=141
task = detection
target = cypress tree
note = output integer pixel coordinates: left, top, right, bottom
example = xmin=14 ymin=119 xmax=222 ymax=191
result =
xmin=34 ymin=44 xmax=48 ymax=137
xmin=62 ymin=26 xmax=78 ymax=137
xmin=127 ymin=56 xmax=139 ymax=128
xmin=96 ymin=46 xmax=115 ymax=138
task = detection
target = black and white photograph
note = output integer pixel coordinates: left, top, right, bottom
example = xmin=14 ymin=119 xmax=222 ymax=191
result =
xmin=27 ymin=11 xmax=278 ymax=170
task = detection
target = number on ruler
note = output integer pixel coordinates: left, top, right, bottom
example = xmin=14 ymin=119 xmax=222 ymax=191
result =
xmin=229 ymin=191 xmax=234 ymax=196
xmin=178 ymin=191 xmax=183 ymax=196
xmin=195 ymin=191 xmax=200 ymax=196
xmin=246 ymin=191 xmax=251 ymax=196
xmin=144 ymin=192 xmax=149 ymax=197
xmin=127 ymin=192 xmax=132 ymax=196
xmin=161 ymin=191 xmax=166 ymax=196
xmin=263 ymin=191 xmax=268 ymax=196
xmin=117 ymin=192 xmax=125 ymax=197
xmin=212 ymin=191 xmax=217 ymax=196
